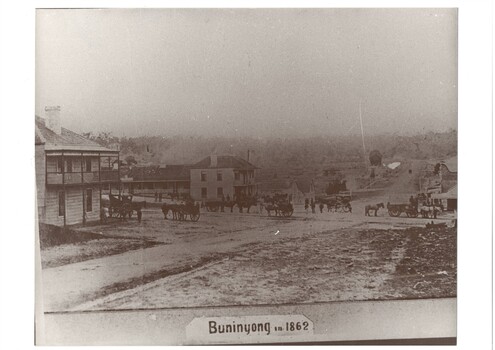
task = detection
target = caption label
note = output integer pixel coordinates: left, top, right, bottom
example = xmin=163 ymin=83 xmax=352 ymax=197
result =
xmin=186 ymin=314 xmax=314 ymax=344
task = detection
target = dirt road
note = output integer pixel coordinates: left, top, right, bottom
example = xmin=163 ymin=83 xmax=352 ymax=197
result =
xmin=41 ymin=198 xmax=455 ymax=313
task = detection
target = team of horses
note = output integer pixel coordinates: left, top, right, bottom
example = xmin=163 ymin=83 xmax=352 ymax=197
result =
xmin=102 ymin=192 xmax=445 ymax=224
xmin=161 ymin=201 xmax=200 ymax=221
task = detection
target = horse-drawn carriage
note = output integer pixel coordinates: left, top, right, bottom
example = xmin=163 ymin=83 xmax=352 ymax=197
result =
xmin=263 ymin=194 xmax=294 ymax=217
xmin=103 ymin=194 xmax=146 ymax=221
xmin=318 ymin=194 xmax=352 ymax=213
xmin=386 ymin=193 xmax=444 ymax=219
xmin=386 ymin=202 xmax=419 ymax=218
xmin=162 ymin=201 xmax=200 ymax=221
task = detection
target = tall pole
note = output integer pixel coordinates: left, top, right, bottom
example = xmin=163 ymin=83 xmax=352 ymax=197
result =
xmin=359 ymin=100 xmax=367 ymax=171
xmin=62 ymin=152 xmax=66 ymax=227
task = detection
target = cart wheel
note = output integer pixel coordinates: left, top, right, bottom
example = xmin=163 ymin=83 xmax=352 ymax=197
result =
xmin=286 ymin=209 xmax=294 ymax=217
xmin=190 ymin=213 xmax=200 ymax=222
xmin=343 ymin=205 xmax=350 ymax=213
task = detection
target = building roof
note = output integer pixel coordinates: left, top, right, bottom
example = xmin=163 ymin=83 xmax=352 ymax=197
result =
xmin=440 ymin=157 xmax=457 ymax=173
xmin=127 ymin=165 xmax=191 ymax=181
xmin=35 ymin=116 xmax=117 ymax=152
xmin=427 ymin=157 xmax=457 ymax=173
xmin=432 ymin=184 xmax=457 ymax=200
xmin=191 ymin=155 xmax=258 ymax=170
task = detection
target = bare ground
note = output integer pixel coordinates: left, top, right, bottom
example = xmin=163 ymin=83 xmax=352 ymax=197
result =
xmin=71 ymin=223 xmax=456 ymax=311
xmin=41 ymin=238 xmax=163 ymax=269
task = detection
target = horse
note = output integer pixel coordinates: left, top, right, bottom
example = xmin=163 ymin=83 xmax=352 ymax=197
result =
xmin=365 ymin=203 xmax=385 ymax=216
xmin=264 ymin=203 xmax=280 ymax=216
xmin=162 ymin=203 xmax=182 ymax=220
xmin=419 ymin=205 xmax=440 ymax=219
xmin=128 ymin=201 xmax=147 ymax=219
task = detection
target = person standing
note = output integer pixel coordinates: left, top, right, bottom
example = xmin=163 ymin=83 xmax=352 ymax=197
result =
xmin=221 ymin=194 xmax=225 ymax=212
xmin=304 ymin=198 xmax=309 ymax=214
xmin=319 ymin=202 xmax=324 ymax=213
xmin=311 ymin=198 xmax=316 ymax=214
xmin=154 ymin=191 xmax=158 ymax=202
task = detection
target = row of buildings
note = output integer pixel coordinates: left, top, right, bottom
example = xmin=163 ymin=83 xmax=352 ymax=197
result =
xmin=35 ymin=108 xmax=315 ymax=226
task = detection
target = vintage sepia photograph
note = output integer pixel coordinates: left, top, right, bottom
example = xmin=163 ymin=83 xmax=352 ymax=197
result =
xmin=35 ymin=8 xmax=458 ymax=345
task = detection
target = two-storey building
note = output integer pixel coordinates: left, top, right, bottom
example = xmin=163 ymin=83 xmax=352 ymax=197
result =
xmin=190 ymin=155 xmax=258 ymax=201
xmin=35 ymin=108 xmax=120 ymax=226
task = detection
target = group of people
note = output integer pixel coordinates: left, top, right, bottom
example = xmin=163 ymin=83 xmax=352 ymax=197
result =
xmin=304 ymin=198 xmax=316 ymax=214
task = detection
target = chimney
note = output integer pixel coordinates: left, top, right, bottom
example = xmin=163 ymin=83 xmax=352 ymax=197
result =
xmin=45 ymin=106 xmax=61 ymax=135
xmin=211 ymin=154 xmax=218 ymax=167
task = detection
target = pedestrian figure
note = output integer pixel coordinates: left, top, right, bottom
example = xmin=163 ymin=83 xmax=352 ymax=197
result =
xmin=154 ymin=191 xmax=158 ymax=202
xmin=304 ymin=198 xmax=309 ymax=214
xmin=137 ymin=209 xmax=142 ymax=223
xmin=221 ymin=194 xmax=225 ymax=212
xmin=319 ymin=202 xmax=324 ymax=213
xmin=159 ymin=192 xmax=163 ymax=202
xmin=311 ymin=198 xmax=316 ymax=214
xmin=327 ymin=203 xmax=331 ymax=212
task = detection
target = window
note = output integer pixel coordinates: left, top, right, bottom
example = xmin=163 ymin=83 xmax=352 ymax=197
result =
xmin=58 ymin=191 xmax=65 ymax=216
xmin=57 ymin=158 xmax=64 ymax=173
xmin=217 ymin=171 xmax=223 ymax=181
xmin=217 ymin=187 xmax=223 ymax=197
xmin=201 ymin=171 xmax=207 ymax=182
xmin=234 ymin=172 xmax=240 ymax=180
xmin=86 ymin=189 xmax=93 ymax=212
xmin=85 ymin=158 xmax=92 ymax=172
xmin=66 ymin=159 xmax=73 ymax=173
xmin=201 ymin=188 xmax=207 ymax=198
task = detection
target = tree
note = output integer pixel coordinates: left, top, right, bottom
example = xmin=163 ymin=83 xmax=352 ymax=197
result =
xmin=369 ymin=150 xmax=383 ymax=166
xmin=125 ymin=155 xmax=138 ymax=165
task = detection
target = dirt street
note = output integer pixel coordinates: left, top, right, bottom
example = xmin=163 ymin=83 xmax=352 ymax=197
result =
xmin=40 ymin=198 xmax=456 ymax=313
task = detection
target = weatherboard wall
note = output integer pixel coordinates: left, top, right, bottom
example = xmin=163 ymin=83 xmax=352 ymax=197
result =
xmin=43 ymin=186 xmax=100 ymax=226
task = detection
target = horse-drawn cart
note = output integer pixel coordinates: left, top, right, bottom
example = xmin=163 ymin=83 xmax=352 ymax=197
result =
xmin=108 ymin=194 xmax=133 ymax=218
xmin=386 ymin=202 xmax=418 ymax=218
xmin=162 ymin=202 xmax=200 ymax=221
xmin=318 ymin=195 xmax=352 ymax=213
xmin=263 ymin=195 xmax=294 ymax=217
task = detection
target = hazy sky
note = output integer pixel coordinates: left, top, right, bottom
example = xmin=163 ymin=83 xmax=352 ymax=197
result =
xmin=36 ymin=8 xmax=457 ymax=138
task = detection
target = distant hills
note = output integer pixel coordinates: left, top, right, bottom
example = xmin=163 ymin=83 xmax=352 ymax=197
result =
xmin=83 ymin=129 xmax=457 ymax=170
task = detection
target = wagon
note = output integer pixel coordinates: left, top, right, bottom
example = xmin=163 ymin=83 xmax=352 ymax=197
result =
xmin=277 ymin=202 xmax=294 ymax=217
xmin=320 ymin=196 xmax=352 ymax=213
xmin=263 ymin=199 xmax=294 ymax=217
xmin=162 ymin=202 xmax=201 ymax=222
xmin=108 ymin=194 xmax=133 ymax=219
xmin=386 ymin=202 xmax=418 ymax=218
